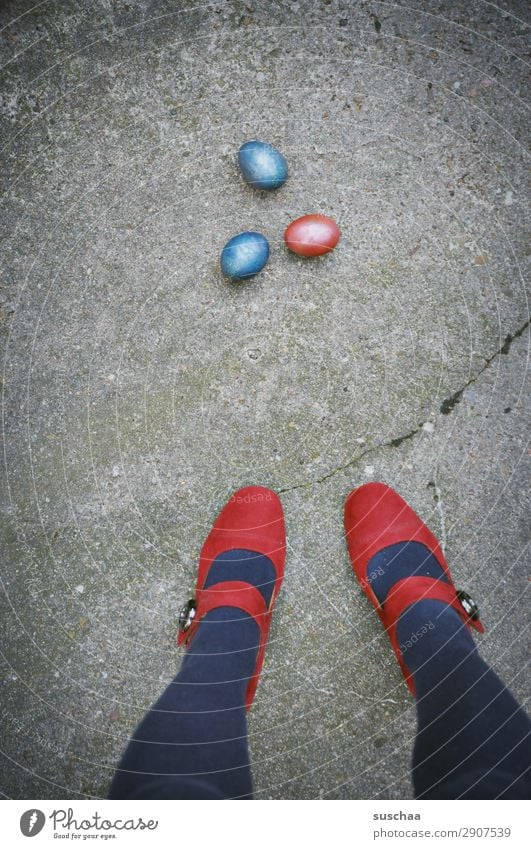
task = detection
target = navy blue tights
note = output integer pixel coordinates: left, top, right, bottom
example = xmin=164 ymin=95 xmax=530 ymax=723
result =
xmin=109 ymin=544 xmax=530 ymax=799
xmin=108 ymin=549 xmax=274 ymax=799
xmin=371 ymin=543 xmax=531 ymax=799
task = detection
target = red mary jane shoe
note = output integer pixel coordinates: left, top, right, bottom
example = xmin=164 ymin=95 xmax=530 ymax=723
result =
xmin=344 ymin=482 xmax=484 ymax=695
xmin=177 ymin=486 xmax=286 ymax=710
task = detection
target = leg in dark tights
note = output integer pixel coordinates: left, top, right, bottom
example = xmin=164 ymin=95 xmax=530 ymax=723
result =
xmin=108 ymin=607 xmax=258 ymax=799
xmin=108 ymin=548 xmax=277 ymax=800
xmin=370 ymin=542 xmax=531 ymax=799
xmin=397 ymin=600 xmax=531 ymax=799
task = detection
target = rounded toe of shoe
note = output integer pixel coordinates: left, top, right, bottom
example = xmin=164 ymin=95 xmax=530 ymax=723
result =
xmin=223 ymin=486 xmax=284 ymax=528
xmin=204 ymin=486 xmax=286 ymax=574
xmin=344 ymin=481 xmax=394 ymax=529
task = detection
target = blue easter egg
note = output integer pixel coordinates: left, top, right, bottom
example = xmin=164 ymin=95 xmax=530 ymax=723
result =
xmin=220 ymin=231 xmax=270 ymax=279
xmin=238 ymin=140 xmax=288 ymax=190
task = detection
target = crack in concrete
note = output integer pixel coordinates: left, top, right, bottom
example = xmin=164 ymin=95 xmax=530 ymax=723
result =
xmin=278 ymin=425 xmax=422 ymax=494
xmin=279 ymin=318 xmax=530 ymax=495
xmin=440 ymin=318 xmax=530 ymax=415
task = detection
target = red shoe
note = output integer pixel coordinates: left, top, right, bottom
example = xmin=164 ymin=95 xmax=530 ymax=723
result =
xmin=177 ymin=486 xmax=286 ymax=710
xmin=344 ymin=482 xmax=484 ymax=695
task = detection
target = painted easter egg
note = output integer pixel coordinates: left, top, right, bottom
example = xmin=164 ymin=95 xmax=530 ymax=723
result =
xmin=220 ymin=231 xmax=270 ymax=279
xmin=238 ymin=140 xmax=288 ymax=190
xmin=284 ymin=214 xmax=340 ymax=257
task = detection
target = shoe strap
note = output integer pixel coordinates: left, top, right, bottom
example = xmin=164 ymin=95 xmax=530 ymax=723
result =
xmin=383 ymin=576 xmax=485 ymax=635
xmin=381 ymin=576 xmax=484 ymax=697
xmin=178 ymin=580 xmax=269 ymax=647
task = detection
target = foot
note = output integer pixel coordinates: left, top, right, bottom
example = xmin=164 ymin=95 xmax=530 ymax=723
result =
xmin=344 ymin=482 xmax=484 ymax=694
xmin=177 ymin=486 xmax=286 ymax=709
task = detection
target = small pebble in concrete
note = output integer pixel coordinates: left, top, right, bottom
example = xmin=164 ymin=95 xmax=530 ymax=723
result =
xmin=284 ymin=214 xmax=341 ymax=256
xmin=238 ymin=139 xmax=288 ymax=190
xmin=220 ymin=231 xmax=270 ymax=279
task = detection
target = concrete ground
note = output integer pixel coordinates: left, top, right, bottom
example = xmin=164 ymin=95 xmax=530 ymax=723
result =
xmin=0 ymin=0 xmax=529 ymax=799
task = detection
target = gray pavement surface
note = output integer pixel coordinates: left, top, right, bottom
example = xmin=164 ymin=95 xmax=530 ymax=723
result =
xmin=0 ymin=0 xmax=529 ymax=799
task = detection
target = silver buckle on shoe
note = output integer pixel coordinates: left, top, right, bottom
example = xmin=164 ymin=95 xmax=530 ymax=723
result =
xmin=178 ymin=598 xmax=197 ymax=633
xmin=457 ymin=589 xmax=480 ymax=621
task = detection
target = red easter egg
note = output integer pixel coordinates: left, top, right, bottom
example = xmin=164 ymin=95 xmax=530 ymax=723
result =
xmin=284 ymin=214 xmax=340 ymax=257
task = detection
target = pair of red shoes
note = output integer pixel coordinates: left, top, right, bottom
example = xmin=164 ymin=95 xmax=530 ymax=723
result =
xmin=177 ymin=483 xmax=484 ymax=708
